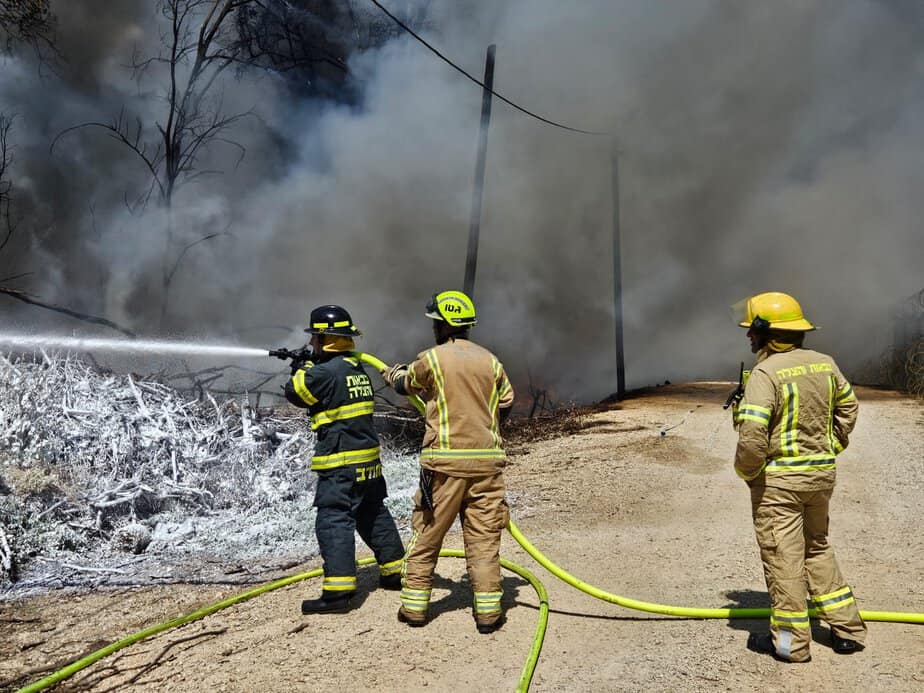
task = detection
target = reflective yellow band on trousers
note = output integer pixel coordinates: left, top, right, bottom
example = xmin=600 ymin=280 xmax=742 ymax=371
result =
xmin=770 ymin=608 xmax=810 ymax=629
xmin=401 ymin=587 xmax=431 ymax=611
xmin=379 ymin=559 xmax=403 ymax=576
xmin=322 ymin=576 xmax=357 ymax=592
xmin=311 ymin=401 xmax=375 ymax=430
xmin=474 ymin=591 xmax=503 ymax=614
xmin=812 ymin=586 xmax=856 ymax=612
xmin=311 ymin=446 xmax=381 ymax=470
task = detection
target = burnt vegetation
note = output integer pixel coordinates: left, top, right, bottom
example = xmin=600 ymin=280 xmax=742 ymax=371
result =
xmin=883 ymin=288 xmax=924 ymax=398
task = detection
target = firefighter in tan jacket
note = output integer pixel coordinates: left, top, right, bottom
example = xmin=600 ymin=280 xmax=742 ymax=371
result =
xmin=381 ymin=290 xmax=514 ymax=634
xmin=733 ymin=292 xmax=866 ymax=663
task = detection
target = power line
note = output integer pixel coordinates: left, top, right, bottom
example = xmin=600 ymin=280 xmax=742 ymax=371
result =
xmin=367 ymin=0 xmax=609 ymax=136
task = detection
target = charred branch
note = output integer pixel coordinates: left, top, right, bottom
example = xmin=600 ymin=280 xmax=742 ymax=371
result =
xmin=0 ymin=0 xmax=55 ymax=55
xmin=0 ymin=286 xmax=137 ymax=337
xmin=0 ymin=112 xmax=14 ymax=252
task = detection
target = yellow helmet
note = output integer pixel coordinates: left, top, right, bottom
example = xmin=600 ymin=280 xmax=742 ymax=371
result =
xmin=425 ymin=290 xmax=477 ymax=327
xmin=735 ymin=292 xmax=817 ymax=331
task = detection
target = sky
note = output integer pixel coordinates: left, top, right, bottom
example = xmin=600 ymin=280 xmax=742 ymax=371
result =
xmin=1 ymin=0 xmax=922 ymax=402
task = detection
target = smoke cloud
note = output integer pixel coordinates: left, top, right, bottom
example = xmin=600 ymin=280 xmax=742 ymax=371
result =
xmin=2 ymin=0 xmax=923 ymax=402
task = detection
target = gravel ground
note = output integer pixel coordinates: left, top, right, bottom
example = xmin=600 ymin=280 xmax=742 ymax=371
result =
xmin=1 ymin=384 xmax=922 ymax=692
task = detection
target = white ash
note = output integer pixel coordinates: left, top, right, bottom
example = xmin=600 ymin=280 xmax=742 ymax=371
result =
xmin=0 ymin=353 xmax=421 ymax=597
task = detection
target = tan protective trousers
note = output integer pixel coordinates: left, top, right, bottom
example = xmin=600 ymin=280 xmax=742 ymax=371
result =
xmin=750 ymin=485 xmax=867 ymax=661
xmin=400 ymin=471 xmax=509 ymax=625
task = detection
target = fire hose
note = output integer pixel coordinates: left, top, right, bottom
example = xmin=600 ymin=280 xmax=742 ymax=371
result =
xmin=15 ymin=353 xmax=924 ymax=692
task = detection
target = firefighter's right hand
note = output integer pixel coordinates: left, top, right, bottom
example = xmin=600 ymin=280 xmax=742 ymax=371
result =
xmin=381 ymin=363 xmax=408 ymax=388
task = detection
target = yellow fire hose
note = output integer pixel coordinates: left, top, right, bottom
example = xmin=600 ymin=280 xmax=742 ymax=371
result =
xmin=507 ymin=520 xmax=924 ymax=624
xmin=16 ymin=552 xmax=548 ymax=693
xmin=14 ymin=352 xmax=924 ymax=691
xmin=355 ymin=352 xmax=427 ymax=415
xmin=15 ymin=526 xmax=924 ymax=693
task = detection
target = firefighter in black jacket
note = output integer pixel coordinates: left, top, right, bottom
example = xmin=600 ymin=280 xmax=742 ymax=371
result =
xmin=285 ymin=305 xmax=405 ymax=614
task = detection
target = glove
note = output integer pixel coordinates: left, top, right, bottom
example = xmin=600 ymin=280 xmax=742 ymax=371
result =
xmin=290 ymin=357 xmax=315 ymax=375
xmin=381 ymin=363 xmax=408 ymax=388
xmin=290 ymin=348 xmax=317 ymax=375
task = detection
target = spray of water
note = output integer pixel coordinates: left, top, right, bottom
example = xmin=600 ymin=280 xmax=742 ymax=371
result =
xmin=0 ymin=333 xmax=268 ymax=359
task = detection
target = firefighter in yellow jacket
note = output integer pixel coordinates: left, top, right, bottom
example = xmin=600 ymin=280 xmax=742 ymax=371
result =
xmin=732 ymin=292 xmax=866 ymax=662
xmin=381 ymin=290 xmax=514 ymax=633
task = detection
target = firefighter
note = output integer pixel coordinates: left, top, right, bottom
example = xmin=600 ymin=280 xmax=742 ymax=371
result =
xmin=285 ymin=305 xmax=405 ymax=614
xmin=380 ymin=290 xmax=514 ymax=633
xmin=732 ymin=292 xmax=867 ymax=662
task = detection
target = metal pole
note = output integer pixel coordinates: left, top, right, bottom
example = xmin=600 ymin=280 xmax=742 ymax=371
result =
xmin=611 ymin=141 xmax=626 ymax=400
xmin=463 ymin=44 xmax=496 ymax=300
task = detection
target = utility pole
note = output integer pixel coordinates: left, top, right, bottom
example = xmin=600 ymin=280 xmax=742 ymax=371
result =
xmin=463 ymin=44 xmax=496 ymax=300
xmin=611 ymin=140 xmax=626 ymax=400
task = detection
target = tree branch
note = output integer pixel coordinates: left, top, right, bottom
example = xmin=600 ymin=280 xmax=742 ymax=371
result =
xmin=0 ymin=287 xmax=137 ymax=337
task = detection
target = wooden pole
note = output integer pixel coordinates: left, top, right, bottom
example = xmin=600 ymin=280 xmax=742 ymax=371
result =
xmin=611 ymin=141 xmax=626 ymax=400
xmin=463 ymin=44 xmax=496 ymax=300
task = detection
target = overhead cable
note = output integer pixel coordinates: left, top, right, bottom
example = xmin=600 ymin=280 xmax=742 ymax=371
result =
xmin=367 ymin=0 xmax=609 ymax=136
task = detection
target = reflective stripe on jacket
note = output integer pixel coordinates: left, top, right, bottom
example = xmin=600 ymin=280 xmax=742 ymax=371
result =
xmin=404 ymin=338 xmax=514 ymax=477
xmin=284 ymin=354 xmax=380 ymax=471
xmin=734 ymin=347 xmax=858 ymax=491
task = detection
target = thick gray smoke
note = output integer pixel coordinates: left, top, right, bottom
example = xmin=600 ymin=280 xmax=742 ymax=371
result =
xmin=2 ymin=0 xmax=923 ymax=402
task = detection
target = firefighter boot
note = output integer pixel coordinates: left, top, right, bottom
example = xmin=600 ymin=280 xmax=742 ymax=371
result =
xmin=476 ymin=614 xmax=506 ymax=635
xmin=379 ymin=574 xmax=402 ymax=591
xmin=831 ymin=632 xmax=864 ymax=655
xmin=301 ymin=591 xmax=354 ymax=615
xmin=746 ymin=633 xmax=812 ymax=663
xmin=397 ymin=606 xmax=428 ymax=627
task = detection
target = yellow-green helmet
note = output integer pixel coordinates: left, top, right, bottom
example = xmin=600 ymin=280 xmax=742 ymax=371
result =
xmin=734 ymin=292 xmax=817 ymax=331
xmin=425 ymin=290 xmax=477 ymax=327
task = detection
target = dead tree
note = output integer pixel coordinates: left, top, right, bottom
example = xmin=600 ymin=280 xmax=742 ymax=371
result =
xmin=0 ymin=0 xmax=55 ymax=54
xmin=52 ymin=0 xmax=262 ymax=330
xmin=0 ymin=113 xmax=13 ymax=253
xmin=1 ymin=116 xmax=137 ymax=336
xmin=0 ymin=4 xmax=131 ymax=334
xmin=49 ymin=1 xmax=433 ymax=331
xmin=233 ymin=0 xmax=433 ymax=97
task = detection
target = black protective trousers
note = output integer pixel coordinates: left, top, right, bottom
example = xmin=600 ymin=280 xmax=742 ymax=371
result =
xmin=313 ymin=466 xmax=404 ymax=589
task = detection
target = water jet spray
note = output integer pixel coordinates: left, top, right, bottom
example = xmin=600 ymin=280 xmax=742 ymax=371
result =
xmin=0 ymin=333 xmax=268 ymax=359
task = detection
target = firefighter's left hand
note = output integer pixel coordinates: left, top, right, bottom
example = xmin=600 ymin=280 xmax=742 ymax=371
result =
xmin=381 ymin=363 xmax=408 ymax=387
xmin=290 ymin=358 xmax=314 ymax=375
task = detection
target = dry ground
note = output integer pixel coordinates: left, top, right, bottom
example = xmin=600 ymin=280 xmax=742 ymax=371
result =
xmin=2 ymin=384 xmax=923 ymax=692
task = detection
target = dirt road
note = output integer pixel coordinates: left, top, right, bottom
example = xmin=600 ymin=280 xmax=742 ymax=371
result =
xmin=2 ymin=384 xmax=922 ymax=692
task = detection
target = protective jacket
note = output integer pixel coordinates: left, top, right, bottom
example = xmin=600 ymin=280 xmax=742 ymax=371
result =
xmin=734 ymin=347 xmax=858 ymax=491
xmin=401 ymin=338 xmax=515 ymax=477
xmin=285 ymin=354 xmax=380 ymax=474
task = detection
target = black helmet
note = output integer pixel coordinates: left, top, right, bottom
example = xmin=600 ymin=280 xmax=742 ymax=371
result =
xmin=305 ymin=305 xmax=362 ymax=336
